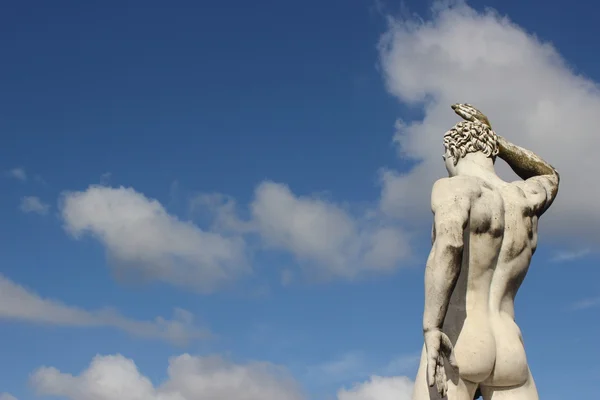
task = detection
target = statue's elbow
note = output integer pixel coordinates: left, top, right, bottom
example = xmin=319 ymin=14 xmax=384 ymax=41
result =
xmin=429 ymin=242 xmax=464 ymax=272
xmin=434 ymin=232 xmax=465 ymax=253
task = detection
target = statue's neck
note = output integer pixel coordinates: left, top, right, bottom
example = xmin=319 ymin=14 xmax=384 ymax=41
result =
xmin=453 ymin=153 xmax=497 ymax=179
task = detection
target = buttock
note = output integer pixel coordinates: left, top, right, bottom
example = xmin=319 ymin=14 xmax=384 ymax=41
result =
xmin=450 ymin=316 xmax=496 ymax=383
xmin=483 ymin=314 xmax=529 ymax=387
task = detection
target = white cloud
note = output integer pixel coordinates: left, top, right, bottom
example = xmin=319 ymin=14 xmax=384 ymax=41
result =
xmin=377 ymin=1 xmax=600 ymax=245
xmin=337 ymin=376 xmax=414 ymax=400
xmin=0 ymin=274 xmax=209 ymax=344
xmin=29 ymin=353 xmax=416 ymax=400
xmin=60 ymin=185 xmax=248 ymax=292
xmin=189 ymin=182 xmax=412 ymax=281
xmin=6 ymin=167 xmax=27 ymax=181
xmin=190 ymin=192 xmax=255 ymax=233
xmin=249 ymin=181 xmax=411 ymax=279
xmin=19 ymin=196 xmax=50 ymax=215
xmin=30 ymin=354 xmax=305 ymax=400
xmin=0 ymin=393 xmax=18 ymax=400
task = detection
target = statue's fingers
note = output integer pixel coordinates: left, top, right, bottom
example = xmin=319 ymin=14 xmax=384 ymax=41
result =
xmin=437 ymin=379 xmax=445 ymax=396
xmin=427 ymin=359 xmax=436 ymax=387
xmin=441 ymin=378 xmax=448 ymax=398
xmin=434 ymin=363 xmax=441 ymax=393
xmin=435 ymin=361 xmax=446 ymax=397
xmin=440 ymin=334 xmax=459 ymax=369
xmin=440 ymin=360 xmax=448 ymax=397
xmin=427 ymin=348 xmax=439 ymax=365
xmin=441 ymin=364 xmax=448 ymax=398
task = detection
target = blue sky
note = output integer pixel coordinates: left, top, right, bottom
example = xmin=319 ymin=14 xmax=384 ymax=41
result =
xmin=1 ymin=1 xmax=599 ymax=399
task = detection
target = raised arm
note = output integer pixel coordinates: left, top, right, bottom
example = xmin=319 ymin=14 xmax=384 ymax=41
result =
xmin=497 ymin=136 xmax=560 ymax=215
xmin=450 ymin=103 xmax=559 ymax=216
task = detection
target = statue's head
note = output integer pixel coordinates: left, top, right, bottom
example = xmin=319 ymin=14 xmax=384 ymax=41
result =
xmin=442 ymin=119 xmax=499 ymax=175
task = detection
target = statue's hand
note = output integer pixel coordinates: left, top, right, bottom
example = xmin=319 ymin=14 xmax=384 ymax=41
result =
xmin=451 ymin=103 xmax=491 ymax=128
xmin=424 ymin=329 xmax=458 ymax=398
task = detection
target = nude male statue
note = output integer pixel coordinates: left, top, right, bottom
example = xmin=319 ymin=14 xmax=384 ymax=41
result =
xmin=411 ymin=104 xmax=560 ymax=400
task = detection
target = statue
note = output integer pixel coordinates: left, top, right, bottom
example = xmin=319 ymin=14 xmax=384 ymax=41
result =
xmin=411 ymin=104 xmax=560 ymax=400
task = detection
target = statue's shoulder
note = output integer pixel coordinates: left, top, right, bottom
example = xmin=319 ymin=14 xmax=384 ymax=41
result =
xmin=431 ymin=176 xmax=484 ymax=210
xmin=432 ymin=176 xmax=484 ymax=194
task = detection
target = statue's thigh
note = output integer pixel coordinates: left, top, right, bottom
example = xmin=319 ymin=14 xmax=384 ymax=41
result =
xmin=480 ymin=369 xmax=538 ymax=400
xmin=412 ymin=346 xmax=477 ymax=400
xmin=446 ymin=377 xmax=478 ymax=400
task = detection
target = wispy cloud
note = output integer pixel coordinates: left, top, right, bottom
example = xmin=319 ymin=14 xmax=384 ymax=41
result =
xmin=551 ymin=249 xmax=591 ymax=263
xmin=19 ymin=196 xmax=50 ymax=215
xmin=308 ymin=352 xmax=365 ymax=382
xmin=0 ymin=274 xmax=211 ymax=345
xmin=280 ymin=269 xmax=294 ymax=286
xmin=100 ymin=172 xmax=112 ymax=185
xmin=571 ymin=296 xmax=600 ymax=310
xmin=306 ymin=351 xmax=419 ymax=386
xmin=382 ymin=353 xmax=420 ymax=376
xmin=6 ymin=167 xmax=27 ymax=181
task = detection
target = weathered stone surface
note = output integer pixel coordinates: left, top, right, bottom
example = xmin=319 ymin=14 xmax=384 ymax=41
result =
xmin=412 ymin=104 xmax=559 ymax=400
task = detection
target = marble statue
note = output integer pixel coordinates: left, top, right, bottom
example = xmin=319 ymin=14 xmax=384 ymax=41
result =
xmin=411 ymin=104 xmax=560 ymax=400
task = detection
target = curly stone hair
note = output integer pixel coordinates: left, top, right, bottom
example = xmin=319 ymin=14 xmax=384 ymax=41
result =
xmin=443 ymin=120 xmax=499 ymax=166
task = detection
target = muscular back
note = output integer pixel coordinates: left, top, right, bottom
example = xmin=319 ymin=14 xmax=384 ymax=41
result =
xmin=490 ymin=183 xmax=538 ymax=316
xmin=490 ymin=174 xmax=557 ymax=317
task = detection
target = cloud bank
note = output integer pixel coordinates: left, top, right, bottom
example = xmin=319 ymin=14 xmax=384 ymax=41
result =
xmin=30 ymin=354 xmax=305 ymax=400
xmin=0 ymin=275 xmax=209 ymax=344
xmin=29 ymin=354 xmax=415 ymax=400
xmin=60 ymin=182 xmax=411 ymax=292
